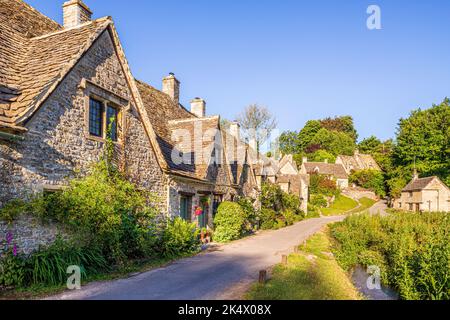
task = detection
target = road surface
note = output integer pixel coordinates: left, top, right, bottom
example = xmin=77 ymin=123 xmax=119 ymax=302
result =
xmin=48 ymin=215 xmax=345 ymax=300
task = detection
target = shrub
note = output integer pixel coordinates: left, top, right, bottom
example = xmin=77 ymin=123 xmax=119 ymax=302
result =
xmin=307 ymin=204 xmax=321 ymax=218
xmin=349 ymin=169 xmax=386 ymax=197
xmin=331 ymin=212 xmax=450 ymax=300
xmin=40 ymin=160 xmax=161 ymax=264
xmin=237 ymin=197 xmax=258 ymax=232
xmin=161 ymin=218 xmax=200 ymax=258
xmin=260 ymin=183 xmax=284 ymax=212
xmin=309 ymin=174 xmax=340 ymax=196
xmin=0 ymin=199 xmax=28 ymax=223
xmin=259 ymin=208 xmax=277 ymax=230
xmin=213 ymin=202 xmax=246 ymax=243
xmin=0 ymin=253 xmax=27 ymax=288
xmin=281 ymin=209 xmax=296 ymax=226
xmin=310 ymin=194 xmax=328 ymax=208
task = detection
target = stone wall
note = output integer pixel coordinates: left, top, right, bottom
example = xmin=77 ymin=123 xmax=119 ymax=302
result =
xmin=342 ymin=187 xmax=378 ymax=201
xmin=0 ymin=31 xmax=166 ymax=209
xmin=0 ymin=215 xmax=67 ymax=256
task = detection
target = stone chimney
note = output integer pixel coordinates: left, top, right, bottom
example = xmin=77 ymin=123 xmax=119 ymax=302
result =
xmin=63 ymin=0 xmax=92 ymax=28
xmin=190 ymin=98 xmax=206 ymax=117
xmin=355 ymin=148 xmax=360 ymax=156
xmin=162 ymin=73 xmax=180 ymax=103
xmin=413 ymin=169 xmax=419 ymax=181
xmin=302 ymin=157 xmax=308 ymax=164
xmin=229 ymin=122 xmax=240 ymax=141
xmin=324 ymin=159 xmax=329 ymax=163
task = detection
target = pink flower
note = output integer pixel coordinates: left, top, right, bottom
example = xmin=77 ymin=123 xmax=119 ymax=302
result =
xmin=13 ymin=244 xmax=18 ymax=257
xmin=6 ymin=232 xmax=13 ymax=245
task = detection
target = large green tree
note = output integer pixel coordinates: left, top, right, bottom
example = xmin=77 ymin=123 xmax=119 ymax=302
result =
xmin=320 ymin=116 xmax=358 ymax=143
xmin=393 ymin=99 xmax=450 ymax=185
xmin=309 ymin=128 xmax=356 ymax=156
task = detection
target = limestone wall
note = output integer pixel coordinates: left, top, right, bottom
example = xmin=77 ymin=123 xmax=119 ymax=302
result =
xmin=0 ymin=215 xmax=67 ymax=256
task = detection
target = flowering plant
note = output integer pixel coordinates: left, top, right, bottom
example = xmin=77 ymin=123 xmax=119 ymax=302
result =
xmin=194 ymin=206 xmax=203 ymax=216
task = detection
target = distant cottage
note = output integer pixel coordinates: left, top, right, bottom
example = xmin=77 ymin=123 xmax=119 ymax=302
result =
xmin=299 ymin=157 xmax=349 ymax=189
xmin=335 ymin=149 xmax=381 ymax=174
xmin=394 ymin=174 xmax=450 ymax=213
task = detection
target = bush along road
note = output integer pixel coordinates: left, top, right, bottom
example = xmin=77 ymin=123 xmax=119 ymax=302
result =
xmin=48 ymin=215 xmax=346 ymax=300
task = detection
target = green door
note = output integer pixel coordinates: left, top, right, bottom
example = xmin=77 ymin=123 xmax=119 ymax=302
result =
xmin=180 ymin=196 xmax=190 ymax=221
xmin=198 ymin=196 xmax=209 ymax=228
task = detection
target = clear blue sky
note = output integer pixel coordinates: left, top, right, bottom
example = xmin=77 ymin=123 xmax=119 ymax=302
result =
xmin=26 ymin=0 xmax=450 ymax=141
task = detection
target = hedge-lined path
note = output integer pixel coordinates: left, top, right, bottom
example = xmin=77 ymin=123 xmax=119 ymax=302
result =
xmin=47 ymin=215 xmax=346 ymax=300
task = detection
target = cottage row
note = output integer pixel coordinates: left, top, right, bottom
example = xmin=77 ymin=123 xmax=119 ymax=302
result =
xmin=0 ymin=0 xmax=313 ymax=227
xmin=1 ymin=0 xmax=448 ymax=225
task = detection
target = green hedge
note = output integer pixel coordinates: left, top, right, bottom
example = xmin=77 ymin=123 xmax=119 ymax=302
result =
xmin=213 ymin=202 xmax=246 ymax=243
xmin=331 ymin=212 xmax=450 ymax=300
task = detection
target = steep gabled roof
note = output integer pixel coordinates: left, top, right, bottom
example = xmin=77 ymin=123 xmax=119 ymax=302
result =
xmin=337 ymin=152 xmax=381 ymax=172
xmin=0 ymin=0 xmax=112 ymax=129
xmin=402 ymin=176 xmax=449 ymax=192
xmin=303 ymin=162 xmax=348 ymax=179
xmin=136 ymin=80 xmax=237 ymax=183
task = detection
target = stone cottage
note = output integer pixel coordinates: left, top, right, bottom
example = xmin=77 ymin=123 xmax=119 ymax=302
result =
xmin=254 ymin=154 xmax=309 ymax=213
xmin=335 ymin=149 xmax=381 ymax=174
xmin=393 ymin=174 xmax=450 ymax=212
xmin=299 ymin=158 xmax=349 ymax=189
xmin=0 ymin=0 xmax=259 ymax=229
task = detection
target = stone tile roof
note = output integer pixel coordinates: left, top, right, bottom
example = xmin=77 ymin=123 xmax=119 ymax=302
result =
xmin=136 ymin=80 xmax=235 ymax=182
xmin=337 ymin=152 xmax=381 ymax=172
xmin=303 ymin=162 xmax=348 ymax=179
xmin=402 ymin=177 xmax=437 ymax=192
xmin=0 ymin=0 xmax=111 ymax=129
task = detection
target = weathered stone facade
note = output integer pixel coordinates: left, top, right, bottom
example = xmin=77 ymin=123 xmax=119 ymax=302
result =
xmin=0 ymin=215 xmax=68 ymax=256
xmin=0 ymin=31 xmax=166 ymax=208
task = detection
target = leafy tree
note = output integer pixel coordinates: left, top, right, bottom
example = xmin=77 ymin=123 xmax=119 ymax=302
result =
xmin=278 ymin=130 xmax=301 ymax=155
xmin=349 ymin=169 xmax=386 ymax=197
xmin=309 ymin=128 xmax=356 ymax=156
xmin=298 ymin=120 xmax=322 ymax=150
xmin=309 ymin=149 xmax=336 ymax=163
xmin=359 ymin=136 xmax=382 ymax=154
xmin=320 ymin=116 xmax=358 ymax=142
xmin=393 ymin=99 xmax=450 ymax=182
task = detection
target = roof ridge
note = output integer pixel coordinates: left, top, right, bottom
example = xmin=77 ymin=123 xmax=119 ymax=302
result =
xmin=30 ymin=17 xmax=111 ymax=40
xmin=17 ymin=0 xmax=62 ymax=32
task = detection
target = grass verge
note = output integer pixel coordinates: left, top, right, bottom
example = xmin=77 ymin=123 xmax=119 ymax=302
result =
xmin=347 ymin=197 xmax=377 ymax=214
xmin=245 ymin=229 xmax=361 ymax=300
xmin=321 ymin=195 xmax=359 ymax=216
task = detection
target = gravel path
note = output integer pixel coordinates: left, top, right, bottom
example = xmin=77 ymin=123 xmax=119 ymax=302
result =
xmin=47 ymin=215 xmax=345 ymax=300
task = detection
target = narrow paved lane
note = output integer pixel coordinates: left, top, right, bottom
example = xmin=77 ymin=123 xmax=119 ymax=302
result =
xmin=369 ymin=200 xmax=389 ymax=216
xmin=49 ymin=215 xmax=345 ymax=300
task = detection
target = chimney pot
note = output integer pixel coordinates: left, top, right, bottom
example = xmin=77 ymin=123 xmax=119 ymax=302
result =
xmin=63 ymin=0 xmax=92 ymax=28
xmin=162 ymin=73 xmax=180 ymax=103
xmin=190 ymin=98 xmax=206 ymax=117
